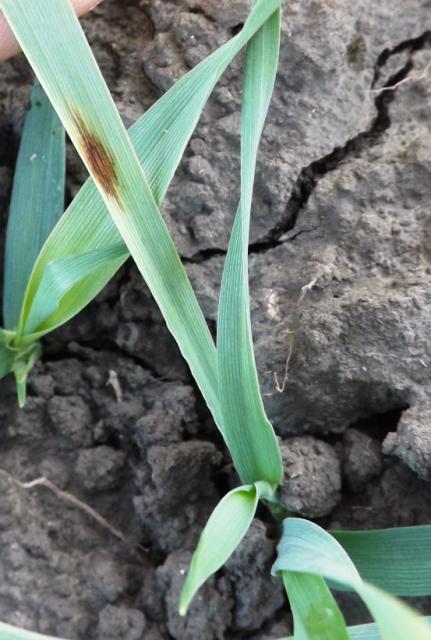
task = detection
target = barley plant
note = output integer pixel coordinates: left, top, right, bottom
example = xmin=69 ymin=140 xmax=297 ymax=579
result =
xmin=0 ymin=1 xmax=430 ymax=639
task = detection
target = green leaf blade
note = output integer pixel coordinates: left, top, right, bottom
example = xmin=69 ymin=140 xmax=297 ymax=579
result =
xmin=3 ymin=80 xmax=65 ymax=330
xmin=281 ymin=618 xmax=431 ymax=640
xmin=179 ymin=481 xmax=271 ymax=615
xmin=283 ymin=572 xmax=349 ymax=640
xmin=332 ymin=526 xmax=431 ymax=596
xmin=273 ymin=519 xmax=431 ymax=640
xmin=0 ymin=621 xmax=65 ymax=640
xmin=217 ymin=8 xmax=283 ymax=486
xmin=347 ymin=618 xmax=431 ymax=640
xmin=359 ymin=582 xmax=431 ymax=640
xmin=23 ymin=243 xmax=128 ymax=335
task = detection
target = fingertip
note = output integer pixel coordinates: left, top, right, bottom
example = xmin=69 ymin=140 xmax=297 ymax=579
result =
xmin=72 ymin=0 xmax=105 ymax=17
xmin=0 ymin=0 xmax=105 ymax=63
xmin=0 ymin=13 xmax=20 ymax=63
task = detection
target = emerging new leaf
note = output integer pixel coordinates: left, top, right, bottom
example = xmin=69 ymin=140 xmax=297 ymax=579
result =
xmin=179 ymin=481 xmax=272 ymax=615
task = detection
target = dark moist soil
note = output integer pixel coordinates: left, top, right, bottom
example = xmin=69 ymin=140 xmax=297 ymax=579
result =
xmin=1 ymin=1 xmax=431 ymax=638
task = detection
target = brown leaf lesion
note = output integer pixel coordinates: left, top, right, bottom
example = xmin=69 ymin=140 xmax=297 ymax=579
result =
xmin=70 ymin=109 xmax=122 ymax=205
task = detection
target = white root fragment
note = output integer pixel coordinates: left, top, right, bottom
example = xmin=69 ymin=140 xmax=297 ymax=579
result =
xmin=0 ymin=468 xmax=146 ymax=552
xmin=107 ymin=369 xmax=123 ymax=402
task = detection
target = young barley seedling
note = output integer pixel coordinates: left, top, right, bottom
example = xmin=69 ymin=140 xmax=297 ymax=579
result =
xmin=0 ymin=2 xmax=430 ymax=639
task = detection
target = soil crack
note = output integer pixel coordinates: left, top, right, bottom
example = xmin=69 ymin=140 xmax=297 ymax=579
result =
xmin=181 ymin=31 xmax=431 ymax=263
xmin=372 ymin=30 xmax=431 ymax=87
xmin=248 ymin=33 xmax=431 ymax=256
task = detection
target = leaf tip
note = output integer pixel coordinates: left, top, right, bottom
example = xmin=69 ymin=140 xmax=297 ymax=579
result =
xmin=178 ymin=578 xmax=194 ymax=617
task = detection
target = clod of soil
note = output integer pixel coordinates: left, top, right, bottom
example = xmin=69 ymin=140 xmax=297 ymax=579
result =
xmin=279 ymin=437 xmax=342 ymax=518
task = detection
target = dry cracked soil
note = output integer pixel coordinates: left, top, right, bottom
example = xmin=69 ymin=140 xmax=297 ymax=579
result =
xmin=0 ymin=0 xmax=431 ymax=638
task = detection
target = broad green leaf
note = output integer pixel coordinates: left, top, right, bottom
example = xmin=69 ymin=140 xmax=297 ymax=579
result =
xmin=332 ymin=526 xmax=431 ymax=596
xmin=282 ymin=571 xmax=349 ymax=640
xmin=3 ymin=80 xmax=65 ymax=330
xmin=23 ymin=243 xmax=128 ymax=335
xmin=0 ymin=621 xmax=64 ymax=640
xmin=273 ymin=519 xmax=431 ymax=640
xmin=179 ymin=481 xmax=272 ymax=616
xmin=217 ymin=5 xmax=283 ymax=485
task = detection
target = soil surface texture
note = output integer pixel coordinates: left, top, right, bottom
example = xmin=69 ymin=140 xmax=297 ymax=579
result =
xmin=1 ymin=1 xmax=431 ymax=638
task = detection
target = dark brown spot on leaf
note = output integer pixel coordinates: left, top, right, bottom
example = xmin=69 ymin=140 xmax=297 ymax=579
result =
xmin=70 ymin=109 xmax=121 ymax=205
